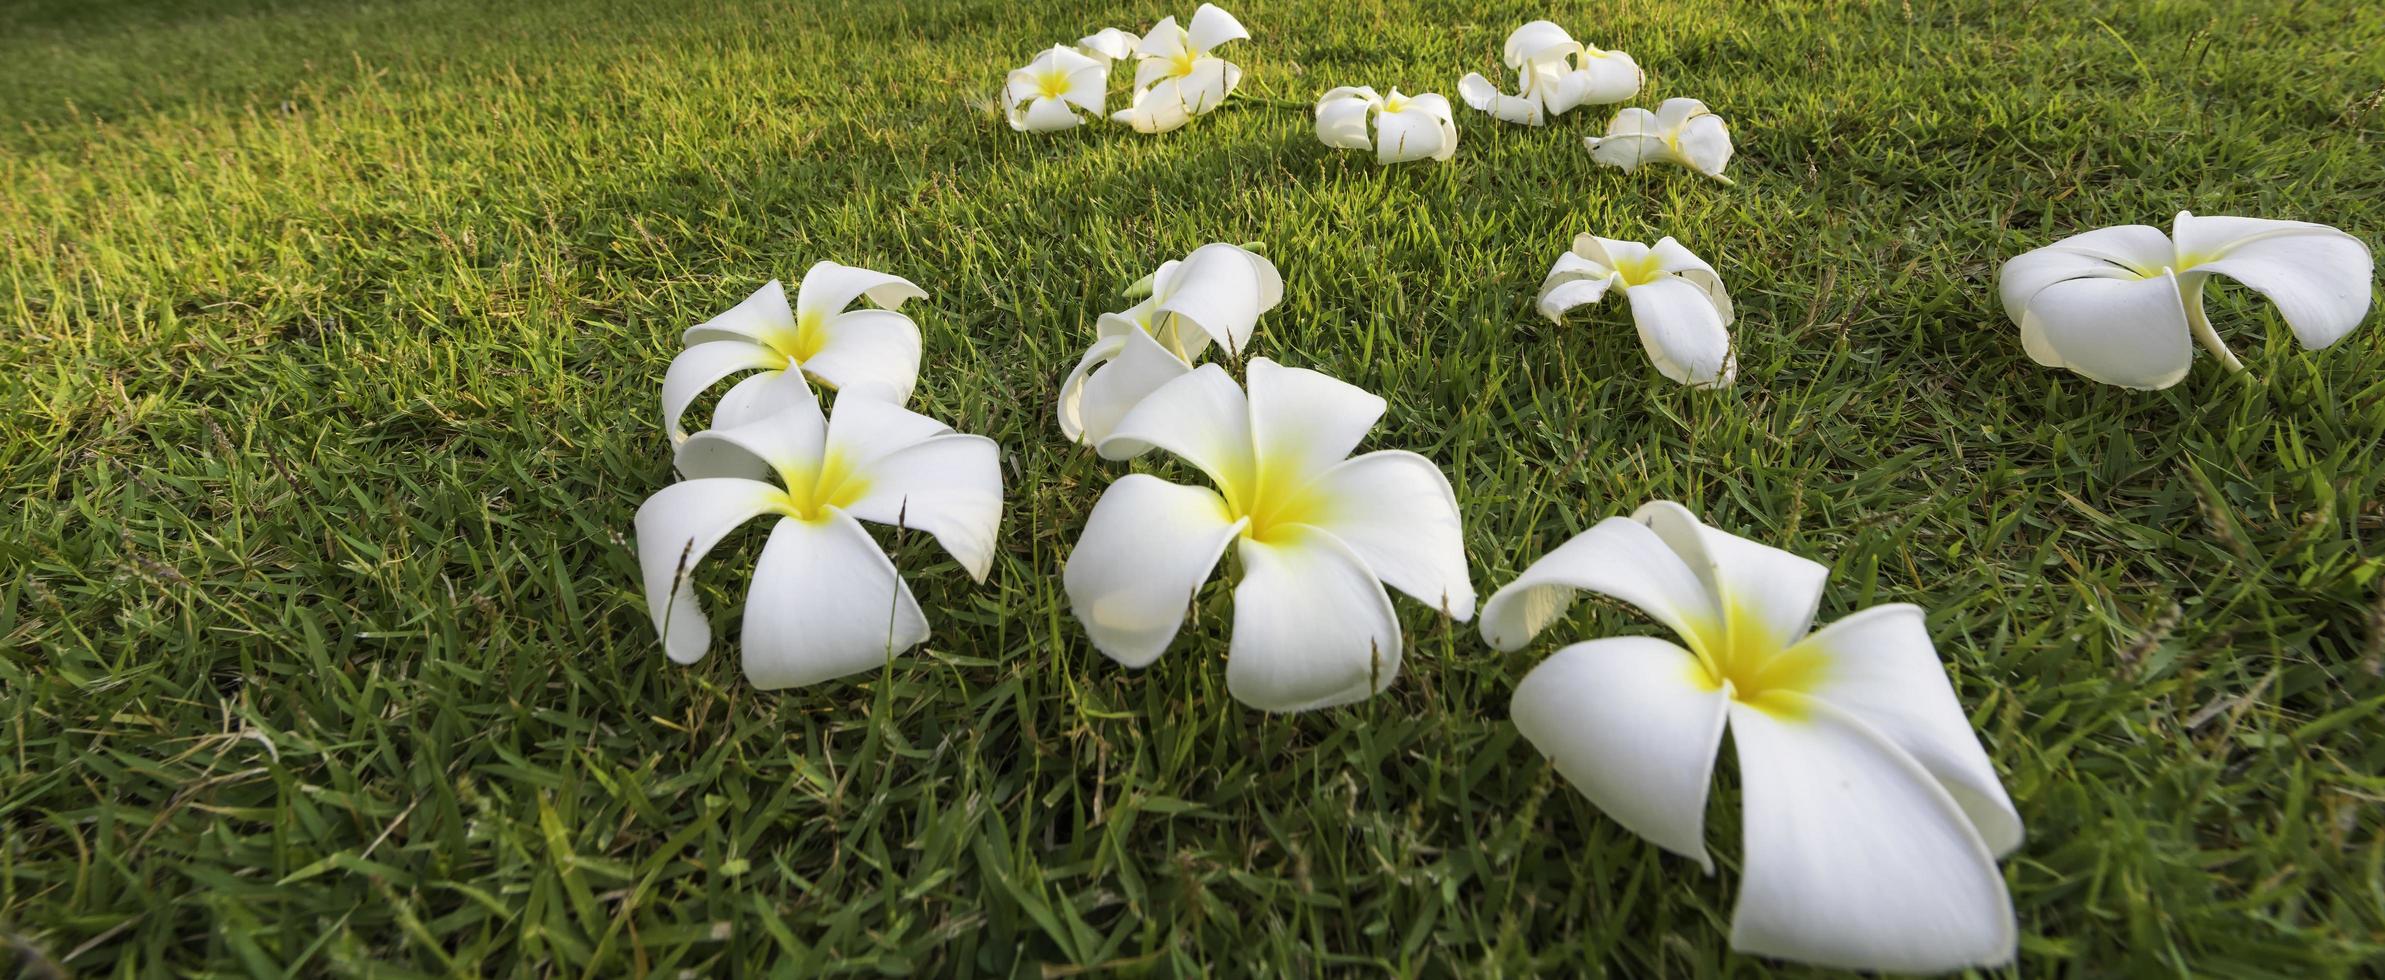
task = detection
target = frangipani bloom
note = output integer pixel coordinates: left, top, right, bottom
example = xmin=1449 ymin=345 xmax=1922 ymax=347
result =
xmin=1006 ymin=46 xmax=1108 ymax=133
xmin=1998 ymin=211 xmax=2374 ymax=389
xmin=1481 ymin=502 xmax=2021 ymax=973
xmin=635 ymin=388 xmax=1001 ymax=689
xmin=1056 ymin=243 xmax=1281 ymax=445
xmin=662 ymin=263 xmax=924 ymax=444
xmin=1077 ymin=28 xmax=1141 ymax=64
xmin=1112 ymin=4 xmax=1249 ymax=134
xmin=1315 ymin=87 xmax=1459 ymax=164
xmin=1585 ymin=98 xmax=1734 ymax=184
xmin=1066 ymin=359 xmax=1475 ymax=711
xmin=1538 ymin=235 xmax=1737 ymax=387
xmin=1457 ymin=21 xmax=1640 ymax=126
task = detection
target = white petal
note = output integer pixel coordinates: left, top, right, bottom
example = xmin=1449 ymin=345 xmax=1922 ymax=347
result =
xmin=1058 ymin=323 xmax=1195 ymax=446
xmin=1227 ymin=527 xmax=1401 ymax=711
xmin=821 ymin=394 xmax=951 ymax=468
xmin=1151 ymin=242 xmax=1281 ymax=355
xmin=1133 ymin=16 xmax=1187 ymax=60
xmin=1245 ymin=357 xmax=1383 ymax=489
xmin=799 ymin=308 xmax=922 ymax=403
xmin=634 ymin=479 xmax=787 ymax=665
xmin=1995 ymin=225 xmax=2168 ymax=327
xmin=1302 ymin=450 xmax=1475 ymax=619
xmin=1651 ymin=237 xmax=1733 ymax=321
xmin=2173 ymin=212 xmax=2374 ymax=350
xmin=1458 ymin=72 xmax=1544 ymax=125
xmin=1375 ymin=102 xmax=1447 ymax=163
xmin=1512 ymin=637 xmax=1730 ymax=868
xmin=1077 ymin=28 xmax=1140 ymax=63
xmin=1477 ymin=515 xmax=1719 ymax=652
xmin=1634 ymin=501 xmax=1827 ymax=656
xmin=1585 ymin=133 xmax=1665 ymax=171
xmin=1538 ymin=250 xmax=1619 ymax=320
xmin=844 ymin=434 xmax=1004 ymax=582
xmin=674 ymin=391 xmax=826 ymax=481
xmin=1004 ymin=68 xmax=1044 ymax=110
xmin=1186 ymin=3 xmax=1250 ymax=54
xmin=2019 ymin=271 xmax=2194 ymax=389
xmin=1315 ymin=91 xmax=1376 ymax=151
xmin=1502 ymin=20 xmax=1581 ymax=69
xmin=1575 ymin=49 xmax=1642 ymax=103
xmin=1065 ymin=474 xmax=1243 ymax=667
xmin=794 ymin=260 xmax=925 ymax=316
xmin=681 ymin=280 xmax=794 ymax=346
xmin=1535 ymin=63 xmax=1593 ymax=118
xmin=1018 ymin=96 xmax=1083 ymax=132
xmin=711 ymin=369 xmax=816 ymax=431
xmin=1653 ymin=97 xmax=1711 ymax=131
xmin=1675 ymin=113 xmax=1734 ymax=178
xmin=1096 ymin=363 xmax=1254 ymax=486
xmin=1409 ymin=93 xmax=1460 ymax=160
xmin=661 ymin=340 xmax=785 ymax=444
xmin=1112 ymin=77 xmax=1196 ymax=133
xmin=1796 ymin=605 xmax=2023 ymax=856
xmin=1727 ymin=699 xmax=2017 ymax=973
xmin=740 ymin=512 xmax=929 ymax=689
xmin=1622 ymin=277 xmax=1734 ymax=387
xmin=1062 ymin=63 xmax=1108 ymax=114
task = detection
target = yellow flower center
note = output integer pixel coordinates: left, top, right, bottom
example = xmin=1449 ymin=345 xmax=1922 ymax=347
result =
xmin=1612 ymin=251 xmax=1667 ymax=287
xmin=773 ymin=448 xmax=871 ymax=522
xmin=1169 ymin=50 xmax=1200 ymax=78
xmin=1216 ymin=455 xmax=1330 ymax=545
xmin=770 ymin=308 xmax=831 ymax=363
xmin=1683 ymin=601 xmax=1829 ymax=718
xmin=1034 ymin=69 xmax=1072 ymax=100
xmin=1382 ymin=94 xmax=1409 ymax=114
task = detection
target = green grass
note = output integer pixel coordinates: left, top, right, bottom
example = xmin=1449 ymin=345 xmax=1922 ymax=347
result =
xmin=4 ymin=0 xmax=2384 ymax=974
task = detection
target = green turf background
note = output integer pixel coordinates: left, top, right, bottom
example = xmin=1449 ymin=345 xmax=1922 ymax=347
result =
xmin=4 ymin=0 xmax=2383 ymax=974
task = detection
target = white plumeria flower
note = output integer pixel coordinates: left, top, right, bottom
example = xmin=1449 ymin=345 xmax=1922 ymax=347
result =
xmin=1056 ymin=243 xmax=1281 ymax=445
xmin=1481 ymin=501 xmax=2021 ymax=973
xmin=1998 ymin=211 xmax=2374 ymax=389
xmin=1457 ymin=21 xmax=1640 ymax=126
xmin=661 ymin=262 xmax=925 ymax=444
xmin=1314 ymin=86 xmax=1459 ymax=163
xmin=1005 ymin=45 xmax=1108 ymax=132
xmin=1077 ymin=27 xmax=1141 ymax=64
xmin=1585 ymin=98 xmax=1735 ymax=184
xmin=635 ymin=388 xmax=1001 ymax=689
xmin=1538 ymin=234 xmax=1737 ymax=387
xmin=1112 ymin=4 xmax=1249 ymax=134
xmin=1065 ymin=359 xmax=1475 ymax=711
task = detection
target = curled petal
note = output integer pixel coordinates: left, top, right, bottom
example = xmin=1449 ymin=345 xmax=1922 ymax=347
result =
xmin=1634 ymin=501 xmax=1826 ymax=655
xmin=1098 ymin=363 xmax=1254 ymax=482
xmin=1058 ymin=321 xmax=1195 ymax=446
xmin=1375 ymin=101 xmax=1450 ymax=164
xmin=681 ymin=279 xmax=794 ymax=346
xmin=1153 ymin=242 xmax=1281 ymax=354
xmin=1794 ymin=605 xmax=2024 ymax=856
xmin=1227 ymin=527 xmax=1402 ymax=711
xmin=2173 ymin=211 xmax=2374 ymax=350
xmin=674 ymin=392 xmax=826 ymax=481
xmin=1574 ymin=48 xmax=1643 ymax=104
xmin=1478 ymin=515 xmax=1719 ymax=651
xmin=798 ymin=308 xmax=922 ymax=403
xmin=1012 ymin=95 xmax=1082 ymax=133
xmin=1062 ymin=63 xmax=1108 ymax=115
xmin=1065 ymin=475 xmax=1243 ymax=667
xmin=634 ymin=479 xmax=788 ymax=665
xmin=1502 ymin=20 xmax=1582 ymax=69
xmin=1538 ymin=251 xmax=1619 ymax=320
xmin=1315 ymin=89 xmax=1377 ymax=151
xmin=1674 ymin=112 xmax=1734 ymax=179
xmin=1995 ymin=224 xmax=2168 ymax=327
xmin=740 ymin=512 xmax=929 ymax=689
xmin=1186 ymin=2 xmax=1250 ymax=54
xmin=710 ymin=369 xmax=814 ymax=432
xmin=795 ymin=260 xmax=925 ymax=317
xmin=661 ymin=341 xmax=785 ymax=444
xmin=1512 ymin=637 xmax=1730 ymax=869
xmin=821 ymin=394 xmax=951 ymax=468
xmin=1651 ymin=237 xmax=1733 ymax=320
xmin=1078 ymin=27 xmax=1141 ymax=64
xmin=1458 ymin=71 xmax=1546 ymax=125
xmin=1246 ymin=357 xmax=1385 ymax=489
xmin=844 ymin=434 xmax=1004 ymax=582
xmin=1302 ymin=451 xmax=1475 ymax=619
xmin=1622 ymin=276 xmax=1735 ymax=387
xmin=1727 ymin=699 xmax=2017 ymax=973
xmin=2018 ymin=271 xmax=2194 ymax=389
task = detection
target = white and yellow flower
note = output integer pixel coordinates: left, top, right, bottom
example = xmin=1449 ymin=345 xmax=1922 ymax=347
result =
xmin=1005 ymin=45 xmax=1109 ymax=133
xmin=1998 ymin=211 xmax=2374 ymax=388
xmin=1315 ymin=86 xmax=1459 ymax=163
xmin=1482 ymin=502 xmax=2021 ymax=973
xmin=1056 ymin=243 xmax=1281 ymax=445
xmin=635 ymin=389 xmax=1002 ymax=689
xmin=661 ymin=262 xmax=925 ymax=444
xmin=1538 ymin=234 xmax=1736 ymax=387
xmin=1457 ymin=21 xmax=1639 ymax=126
xmin=1065 ymin=359 xmax=1474 ymax=711
xmin=1112 ymin=4 xmax=1250 ymax=134
xmin=1585 ymin=98 xmax=1735 ymax=184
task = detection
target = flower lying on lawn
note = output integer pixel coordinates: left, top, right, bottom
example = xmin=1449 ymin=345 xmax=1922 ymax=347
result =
xmin=1113 ymin=4 xmax=1250 ymax=133
xmin=1457 ymin=21 xmax=1640 ymax=126
xmin=636 ymin=387 xmax=1001 ymax=689
xmin=1077 ymin=27 xmax=1141 ymax=64
xmin=662 ymin=262 xmax=925 ymax=443
xmin=1066 ymin=359 xmax=1474 ymax=711
xmin=1997 ymin=211 xmax=2374 ymax=389
xmin=1315 ymin=86 xmax=1459 ymax=163
xmin=1006 ymin=45 xmax=1109 ymax=132
xmin=1585 ymin=98 xmax=1735 ymax=184
xmin=1057 ymin=242 xmax=1281 ymax=445
xmin=1481 ymin=502 xmax=2021 ymax=973
xmin=1538 ymin=234 xmax=1737 ymax=387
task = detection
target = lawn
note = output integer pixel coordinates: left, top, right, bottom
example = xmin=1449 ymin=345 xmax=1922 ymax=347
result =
xmin=4 ymin=0 xmax=2384 ymax=974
